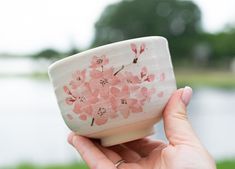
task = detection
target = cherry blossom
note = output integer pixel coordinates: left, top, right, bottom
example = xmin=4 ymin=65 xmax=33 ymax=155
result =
xmin=91 ymin=101 xmax=117 ymax=126
xmin=139 ymin=87 xmax=156 ymax=105
xmin=115 ymin=71 xmax=141 ymax=92
xmin=110 ymin=85 xmax=143 ymax=118
xmin=89 ymin=68 xmax=120 ymax=99
xmin=131 ymin=43 xmax=146 ymax=63
xmin=140 ymin=67 xmax=155 ymax=82
xmin=69 ymin=69 xmax=86 ymax=89
xmin=63 ymin=43 xmax=159 ymax=126
xmin=90 ymin=55 xmax=109 ymax=69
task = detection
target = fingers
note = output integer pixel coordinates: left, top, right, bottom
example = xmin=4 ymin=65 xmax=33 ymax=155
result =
xmin=162 ymin=86 xmax=201 ymax=146
xmin=94 ymin=143 xmax=124 ymax=164
xmin=95 ymin=144 xmax=141 ymax=168
xmin=124 ymin=138 xmax=166 ymax=157
xmin=68 ymin=133 xmax=116 ymax=169
xmin=109 ymin=144 xmax=141 ymax=162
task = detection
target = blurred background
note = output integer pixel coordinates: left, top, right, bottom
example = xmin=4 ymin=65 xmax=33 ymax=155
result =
xmin=0 ymin=0 xmax=235 ymax=168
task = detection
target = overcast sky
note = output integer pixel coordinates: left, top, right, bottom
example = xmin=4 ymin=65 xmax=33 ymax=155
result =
xmin=0 ymin=0 xmax=234 ymax=54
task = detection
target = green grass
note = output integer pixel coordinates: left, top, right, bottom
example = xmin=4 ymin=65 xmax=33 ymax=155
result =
xmin=2 ymin=163 xmax=89 ymax=169
xmin=175 ymin=69 xmax=235 ymax=89
xmin=2 ymin=160 xmax=235 ymax=169
xmin=217 ymin=160 xmax=235 ymax=169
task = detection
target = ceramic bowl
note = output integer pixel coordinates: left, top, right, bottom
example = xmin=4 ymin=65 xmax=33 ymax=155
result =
xmin=48 ymin=36 xmax=176 ymax=146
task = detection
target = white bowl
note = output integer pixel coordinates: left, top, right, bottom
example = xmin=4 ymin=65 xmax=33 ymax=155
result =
xmin=48 ymin=36 xmax=176 ymax=146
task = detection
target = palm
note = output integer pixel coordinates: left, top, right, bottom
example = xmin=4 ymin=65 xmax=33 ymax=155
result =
xmin=97 ymin=137 xmax=213 ymax=169
xmin=68 ymin=88 xmax=216 ymax=169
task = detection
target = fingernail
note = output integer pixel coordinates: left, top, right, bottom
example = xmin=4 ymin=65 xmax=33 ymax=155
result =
xmin=181 ymin=86 xmax=193 ymax=106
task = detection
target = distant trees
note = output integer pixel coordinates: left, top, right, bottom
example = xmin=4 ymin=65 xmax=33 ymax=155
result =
xmin=32 ymin=49 xmax=61 ymax=59
xmin=91 ymin=0 xmax=235 ymax=68
xmin=92 ymin=0 xmax=201 ymax=45
xmin=31 ymin=0 xmax=235 ymax=69
xmin=91 ymin=0 xmax=202 ymax=63
xmin=32 ymin=47 xmax=80 ymax=59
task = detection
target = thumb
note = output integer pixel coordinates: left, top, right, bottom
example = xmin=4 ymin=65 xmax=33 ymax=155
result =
xmin=163 ymin=86 xmax=200 ymax=146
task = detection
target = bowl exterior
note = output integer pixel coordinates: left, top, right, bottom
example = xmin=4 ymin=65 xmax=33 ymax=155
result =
xmin=48 ymin=36 xmax=176 ymax=138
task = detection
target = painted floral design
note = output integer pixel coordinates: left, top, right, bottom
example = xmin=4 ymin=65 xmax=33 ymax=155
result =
xmin=131 ymin=43 xmax=146 ymax=63
xmin=63 ymin=43 xmax=166 ymax=126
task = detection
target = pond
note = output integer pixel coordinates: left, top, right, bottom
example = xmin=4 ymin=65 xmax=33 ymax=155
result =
xmin=0 ymin=78 xmax=235 ymax=166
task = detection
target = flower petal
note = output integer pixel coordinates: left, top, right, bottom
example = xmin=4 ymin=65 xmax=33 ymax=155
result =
xmin=90 ymin=69 xmax=102 ymax=78
xmin=131 ymin=105 xmax=143 ymax=113
xmin=79 ymin=114 xmax=87 ymax=121
xmin=140 ymin=43 xmax=145 ymax=54
xmin=121 ymin=85 xmax=130 ymax=96
xmin=119 ymin=105 xmax=130 ymax=118
xmin=66 ymin=97 xmax=75 ymax=105
xmin=110 ymin=87 xmax=120 ymax=97
xmin=63 ymin=86 xmax=71 ymax=95
xmin=131 ymin=43 xmax=137 ymax=54
xmin=94 ymin=117 xmax=108 ymax=125
xmin=73 ymin=102 xmax=81 ymax=114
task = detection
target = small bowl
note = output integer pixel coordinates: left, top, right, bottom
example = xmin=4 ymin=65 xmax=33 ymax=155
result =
xmin=48 ymin=36 xmax=176 ymax=146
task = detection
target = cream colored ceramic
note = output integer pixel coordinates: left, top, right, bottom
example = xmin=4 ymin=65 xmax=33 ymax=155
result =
xmin=48 ymin=36 xmax=176 ymax=146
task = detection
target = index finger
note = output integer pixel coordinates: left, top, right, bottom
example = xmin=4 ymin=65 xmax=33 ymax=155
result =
xmin=68 ymin=133 xmax=116 ymax=169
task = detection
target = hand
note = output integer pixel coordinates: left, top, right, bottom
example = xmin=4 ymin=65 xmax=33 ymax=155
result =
xmin=68 ymin=87 xmax=216 ymax=169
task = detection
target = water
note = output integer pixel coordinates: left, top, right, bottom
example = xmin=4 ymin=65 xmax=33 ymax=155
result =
xmin=0 ymin=58 xmax=51 ymax=75
xmin=0 ymin=78 xmax=78 ymax=166
xmin=0 ymin=78 xmax=235 ymax=166
xmin=154 ymin=88 xmax=235 ymax=160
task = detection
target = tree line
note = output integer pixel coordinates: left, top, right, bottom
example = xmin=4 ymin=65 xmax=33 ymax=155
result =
xmin=33 ymin=0 xmax=235 ymax=69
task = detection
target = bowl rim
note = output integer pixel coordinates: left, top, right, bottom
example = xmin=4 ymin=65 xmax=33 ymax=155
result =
xmin=48 ymin=36 xmax=167 ymax=75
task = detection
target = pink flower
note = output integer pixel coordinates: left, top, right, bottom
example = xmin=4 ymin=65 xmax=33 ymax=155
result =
xmin=72 ymin=87 xmax=99 ymax=121
xmin=89 ymin=68 xmax=120 ymax=98
xmin=110 ymin=85 xmax=143 ymax=118
xmin=91 ymin=101 xmax=117 ymax=126
xmin=131 ymin=43 xmax=146 ymax=63
xmin=124 ymin=71 xmax=141 ymax=84
xmin=64 ymin=86 xmax=76 ymax=105
xmin=131 ymin=43 xmax=137 ymax=54
xmin=69 ymin=69 xmax=86 ymax=89
xmin=140 ymin=67 xmax=155 ymax=82
xmin=115 ymin=71 xmax=141 ymax=92
xmin=90 ymin=55 xmax=109 ymax=69
xmin=139 ymin=87 xmax=156 ymax=105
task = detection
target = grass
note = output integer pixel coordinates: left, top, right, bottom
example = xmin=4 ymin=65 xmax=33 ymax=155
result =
xmin=2 ymin=160 xmax=235 ymax=169
xmin=175 ymin=69 xmax=235 ymax=89
xmin=217 ymin=160 xmax=235 ymax=169
xmin=2 ymin=163 xmax=89 ymax=169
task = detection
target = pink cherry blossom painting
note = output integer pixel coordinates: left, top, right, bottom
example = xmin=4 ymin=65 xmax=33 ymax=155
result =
xmin=63 ymin=43 xmax=166 ymax=126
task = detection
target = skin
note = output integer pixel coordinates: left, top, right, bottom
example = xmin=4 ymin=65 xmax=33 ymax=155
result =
xmin=68 ymin=88 xmax=216 ymax=169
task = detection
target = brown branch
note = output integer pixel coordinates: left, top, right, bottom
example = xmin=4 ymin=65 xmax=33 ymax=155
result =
xmin=114 ymin=65 xmax=124 ymax=76
xmin=91 ymin=118 xmax=94 ymax=126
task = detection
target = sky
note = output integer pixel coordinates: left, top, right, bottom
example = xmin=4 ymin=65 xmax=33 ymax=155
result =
xmin=0 ymin=0 xmax=234 ymax=55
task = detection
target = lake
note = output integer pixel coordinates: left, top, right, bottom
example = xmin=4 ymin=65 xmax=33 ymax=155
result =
xmin=0 ymin=78 xmax=235 ymax=167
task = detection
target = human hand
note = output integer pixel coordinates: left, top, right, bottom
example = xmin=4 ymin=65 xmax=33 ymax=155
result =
xmin=68 ymin=87 xmax=216 ymax=169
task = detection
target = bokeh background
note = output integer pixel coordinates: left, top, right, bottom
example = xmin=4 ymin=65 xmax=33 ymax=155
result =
xmin=0 ymin=0 xmax=235 ymax=168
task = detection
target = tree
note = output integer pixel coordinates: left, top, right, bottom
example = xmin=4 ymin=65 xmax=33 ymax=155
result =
xmin=92 ymin=0 xmax=202 ymax=49
xmin=32 ymin=49 xmax=61 ymax=59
